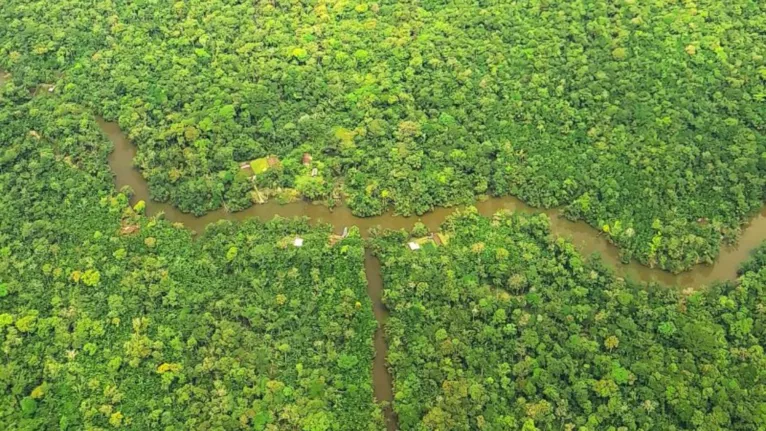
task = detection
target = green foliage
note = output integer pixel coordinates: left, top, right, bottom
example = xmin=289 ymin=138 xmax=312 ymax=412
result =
xmin=251 ymin=157 xmax=272 ymax=175
xmin=0 ymin=0 xmax=763 ymax=268
xmin=295 ymin=174 xmax=330 ymax=200
xmin=372 ymin=208 xmax=766 ymax=430
xmin=20 ymin=397 xmax=37 ymax=417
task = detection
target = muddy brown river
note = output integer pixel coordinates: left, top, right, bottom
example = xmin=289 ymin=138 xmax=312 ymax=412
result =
xmin=95 ymin=116 xmax=766 ymax=431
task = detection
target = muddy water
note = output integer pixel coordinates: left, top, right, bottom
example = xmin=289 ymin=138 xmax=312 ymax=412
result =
xmin=364 ymin=250 xmax=398 ymax=431
xmin=100 ymin=117 xmax=766 ymax=430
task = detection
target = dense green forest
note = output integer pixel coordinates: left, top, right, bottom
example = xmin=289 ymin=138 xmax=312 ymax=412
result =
xmin=372 ymin=209 xmax=766 ymax=430
xmin=0 ymin=88 xmax=381 ymax=429
xmin=3 ymin=1 xmax=766 ymax=429
xmin=1 ymin=0 xmax=764 ymax=270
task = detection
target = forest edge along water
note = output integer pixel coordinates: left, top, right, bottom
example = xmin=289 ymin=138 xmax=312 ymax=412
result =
xmin=97 ymin=115 xmax=766 ymax=431
xmin=100 ymin=116 xmax=766 ymax=287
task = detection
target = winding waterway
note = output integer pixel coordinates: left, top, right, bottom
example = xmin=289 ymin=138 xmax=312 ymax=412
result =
xmin=98 ymin=117 xmax=766 ymax=430
xmin=100 ymin=117 xmax=766 ymax=287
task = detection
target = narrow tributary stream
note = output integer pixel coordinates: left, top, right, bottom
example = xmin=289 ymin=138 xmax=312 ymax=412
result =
xmin=95 ymin=117 xmax=766 ymax=431
xmin=364 ymin=251 xmax=398 ymax=431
